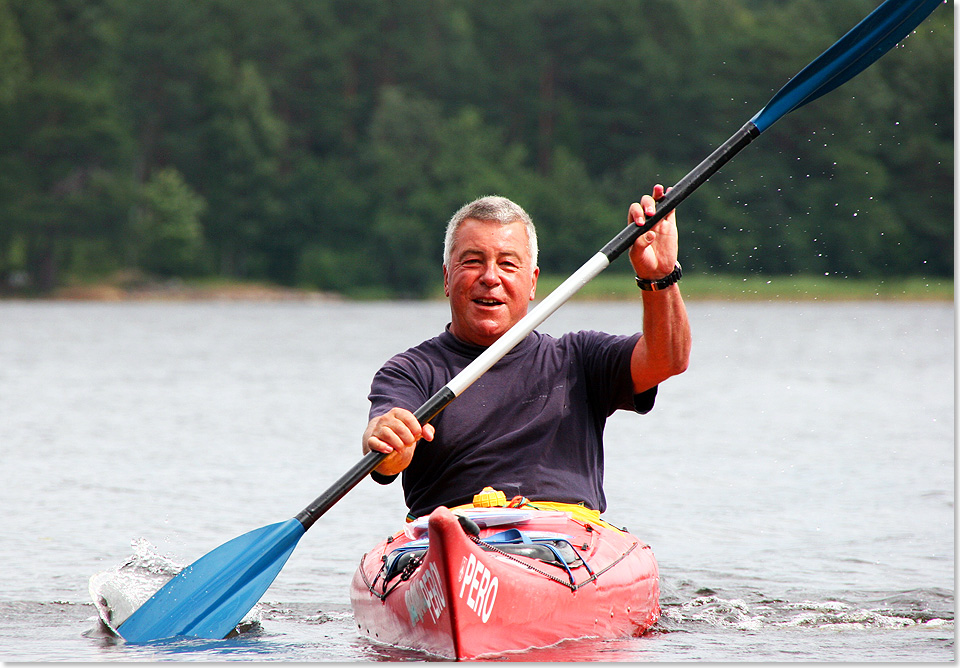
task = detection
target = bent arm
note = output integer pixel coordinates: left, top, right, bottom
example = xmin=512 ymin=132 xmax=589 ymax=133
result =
xmin=631 ymin=285 xmax=691 ymax=393
xmin=626 ymin=185 xmax=691 ymax=393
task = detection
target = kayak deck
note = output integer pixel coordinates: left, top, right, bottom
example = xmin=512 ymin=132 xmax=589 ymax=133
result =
xmin=350 ymin=501 xmax=659 ymax=659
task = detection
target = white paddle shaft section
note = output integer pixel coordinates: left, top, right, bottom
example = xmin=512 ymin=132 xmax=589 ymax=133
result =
xmin=445 ymin=251 xmax=611 ymax=396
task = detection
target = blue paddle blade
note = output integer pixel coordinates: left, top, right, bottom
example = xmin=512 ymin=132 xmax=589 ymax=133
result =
xmin=751 ymin=0 xmax=943 ymax=132
xmin=118 ymin=518 xmax=305 ymax=642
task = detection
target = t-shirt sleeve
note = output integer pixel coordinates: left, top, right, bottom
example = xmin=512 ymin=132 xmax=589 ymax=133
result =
xmin=368 ymin=357 xmax=430 ymax=420
xmin=633 ymin=385 xmax=658 ymax=415
xmin=573 ymin=330 xmax=658 ymax=416
xmin=370 ymin=470 xmax=398 ymax=485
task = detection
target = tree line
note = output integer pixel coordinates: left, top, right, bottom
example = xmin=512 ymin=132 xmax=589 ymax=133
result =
xmin=0 ymin=0 xmax=952 ymax=297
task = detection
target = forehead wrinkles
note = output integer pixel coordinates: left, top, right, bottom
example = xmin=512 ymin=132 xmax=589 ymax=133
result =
xmin=455 ymin=246 xmax=524 ymax=262
xmin=451 ymin=220 xmax=530 ymax=264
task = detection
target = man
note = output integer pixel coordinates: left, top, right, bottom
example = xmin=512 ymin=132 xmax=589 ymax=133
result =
xmin=363 ymin=186 xmax=690 ymax=518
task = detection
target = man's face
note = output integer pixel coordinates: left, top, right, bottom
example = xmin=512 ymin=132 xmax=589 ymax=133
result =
xmin=443 ymin=218 xmax=539 ymax=347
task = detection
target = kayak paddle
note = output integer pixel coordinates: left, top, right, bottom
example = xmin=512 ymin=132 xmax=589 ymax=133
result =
xmin=117 ymin=0 xmax=942 ymax=643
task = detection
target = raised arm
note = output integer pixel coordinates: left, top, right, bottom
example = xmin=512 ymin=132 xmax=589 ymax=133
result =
xmin=627 ymin=185 xmax=691 ymax=393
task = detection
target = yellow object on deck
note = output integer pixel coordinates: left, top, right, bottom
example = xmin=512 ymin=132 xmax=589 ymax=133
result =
xmin=472 ymin=486 xmax=507 ymax=507
xmin=454 ymin=486 xmax=623 ymax=533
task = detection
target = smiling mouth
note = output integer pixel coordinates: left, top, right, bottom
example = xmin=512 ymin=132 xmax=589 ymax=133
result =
xmin=473 ymin=298 xmax=504 ymax=307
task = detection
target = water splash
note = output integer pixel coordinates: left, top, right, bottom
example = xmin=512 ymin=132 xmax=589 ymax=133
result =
xmin=659 ymin=589 xmax=954 ymax=633
xmin=782 ymin=600 xmax=918 ymax=629
xmin=88 ymin=538 xmax=261 ymax=638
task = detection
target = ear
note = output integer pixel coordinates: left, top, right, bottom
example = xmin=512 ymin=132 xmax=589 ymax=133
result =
xmin=443 ymin=264 xmax=450 ymax=297
xmin=529 ymin=266 xmax=539 ymax=301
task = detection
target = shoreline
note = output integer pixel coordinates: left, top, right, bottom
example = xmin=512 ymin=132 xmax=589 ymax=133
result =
xmin=1 ymin=278 xmax=341 ymax=303
xmin=1 ymin=274 xmax=953 ymax=303
xmin=533 ymin=273 xmax=955 ymax=302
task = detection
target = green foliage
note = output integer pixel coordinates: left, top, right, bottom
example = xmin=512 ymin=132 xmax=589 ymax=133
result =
xmin=0 ymin=0 xmax=952 ymax=296
xmin=134 ymin=168 xmax=207 ymax=276
xmin=0 ymin=0 xmax=28 ymax=105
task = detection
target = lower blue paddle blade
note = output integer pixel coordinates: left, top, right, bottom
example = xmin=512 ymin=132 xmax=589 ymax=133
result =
xmin=118 ymin=518 xmax=305 ymax=642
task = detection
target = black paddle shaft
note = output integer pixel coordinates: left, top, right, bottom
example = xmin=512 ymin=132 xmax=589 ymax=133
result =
xmin=601 ymin=121 xmax=761 ymax=264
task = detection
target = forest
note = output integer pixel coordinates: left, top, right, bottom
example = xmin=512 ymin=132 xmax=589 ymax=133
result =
xmin=0 ymin=0 xmax=953 ymax=297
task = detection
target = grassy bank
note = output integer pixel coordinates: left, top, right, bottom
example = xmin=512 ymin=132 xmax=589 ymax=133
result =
xmin=533 ymin=273 xmax=954 ymax=302
xmin=29 ymin=274 xmax=338 ymax=301
xmin=5 ymin=272 xmax=953 ymax=302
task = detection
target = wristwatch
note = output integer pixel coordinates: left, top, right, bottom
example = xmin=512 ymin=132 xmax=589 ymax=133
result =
xmin=636 ymin=262 xmax=682 ymax=291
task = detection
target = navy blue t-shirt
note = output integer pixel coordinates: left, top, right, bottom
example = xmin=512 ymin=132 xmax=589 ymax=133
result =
xmin=368 ymin=327 xmax=657 ymax=518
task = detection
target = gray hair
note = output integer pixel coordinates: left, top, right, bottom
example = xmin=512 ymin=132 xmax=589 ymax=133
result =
xmin=442 ymin=195 xmax=538 ymax=270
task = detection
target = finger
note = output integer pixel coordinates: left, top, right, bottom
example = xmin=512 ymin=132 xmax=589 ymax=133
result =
xmin=371 ymin=426 xmax=408 ymax=453
xmin=639 ymin=194 xmax=656 ymax=218
xmin=421 ymin=424 xmax=435 ymax=442
xmin=368 ymin=414 xmax=413 ymax=449
xmin=392 ymin=410 xmax=426 ymax=442
xmin=366 ymin=435 xmax=396 ymax=455
xmin=655 ymin=186 xmax=677 ymax=224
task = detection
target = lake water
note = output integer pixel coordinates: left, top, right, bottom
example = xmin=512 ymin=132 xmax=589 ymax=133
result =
xmin=0 ymin=299 xmax=953 ymax=661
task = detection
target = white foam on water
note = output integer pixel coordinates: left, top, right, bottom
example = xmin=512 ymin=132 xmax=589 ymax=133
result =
xmin=663 ymin=594 xmax=954 ymax=633
xmin=666 ymin=595 xmax=766 ymax=631
xmin=88 ymin=537 xmax=262 ymax=638
xmin=782 ymin=600 xmax=918 ymax=630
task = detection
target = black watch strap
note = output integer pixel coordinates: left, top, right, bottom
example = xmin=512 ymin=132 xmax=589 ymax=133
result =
xmin=636 ymin=262 xmax=682 ymax=291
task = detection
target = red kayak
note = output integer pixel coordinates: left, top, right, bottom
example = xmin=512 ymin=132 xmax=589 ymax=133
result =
xmin=349 ymin=494 xmax=660 ymax=659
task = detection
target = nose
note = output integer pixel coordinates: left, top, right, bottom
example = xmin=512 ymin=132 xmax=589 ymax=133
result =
xmin=479 ymin=261 xmax=501 ymax=287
